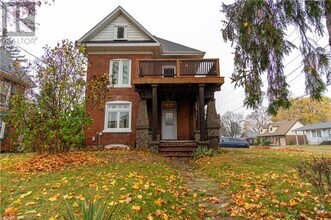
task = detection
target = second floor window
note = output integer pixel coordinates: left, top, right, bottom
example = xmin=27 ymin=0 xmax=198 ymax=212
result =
xmin=0 ymin=81 xmax=11 ymax=107
xmin=0 ymin=115 xmax=4 ymax=139
xmin=110 ymin=59 xmax=131 ymax=87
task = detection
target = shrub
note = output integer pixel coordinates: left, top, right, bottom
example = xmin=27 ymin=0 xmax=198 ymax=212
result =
xmin=288 ymin=140 xmax=295 ymax=145
xmin=261 ymin=138 xmax=271 ymax=146
xmin=64 ymin=200 xmax=122 ymax=220
xmin=193 ymin=146 xmax=215 ymax=160
xmin=295 ymin=155 xmax=331 ymax=195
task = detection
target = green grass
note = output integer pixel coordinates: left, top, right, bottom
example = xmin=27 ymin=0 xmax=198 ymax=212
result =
xmin=1 ymin=148 xmax=331 ymax=219
xmin=0 ymin=151 xmax=197 ymax=219
xmin=197 ymin=148 xmax=331 ymax=219
xmin=274 ymin=144 xmax=331 ymax=153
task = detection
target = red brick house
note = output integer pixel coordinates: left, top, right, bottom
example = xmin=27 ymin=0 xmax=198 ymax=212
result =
xmin=79 ymin=6 xmax=224 ymax=155
xmin=0 ymin=49 xmax=33 ymax=151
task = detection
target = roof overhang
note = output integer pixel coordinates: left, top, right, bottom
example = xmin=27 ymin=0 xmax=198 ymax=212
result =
xmin=0 ymin=70 xmax=34 ymax=87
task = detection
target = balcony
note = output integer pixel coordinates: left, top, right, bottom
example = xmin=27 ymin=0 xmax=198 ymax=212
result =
xmin=134 ymin=59 xmax=224 ymax=85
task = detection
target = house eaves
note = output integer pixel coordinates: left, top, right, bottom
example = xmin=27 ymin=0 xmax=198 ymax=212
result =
xmin=293 ymin=121 xmax=331 ymax=131
xmin=78 ymin=6 xmax=160 ymax=45
xmin=0 ymin=50 xmax=35 ymax=87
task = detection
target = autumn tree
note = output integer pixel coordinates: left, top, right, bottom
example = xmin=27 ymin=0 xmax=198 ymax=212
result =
xmin=221 ymin=111 xmax=244 ymax=137
xmin=6 ymin=40 xmax=90 ymax=153
xmin=222 ymin=1 xmax=331 ymax=114
xmin=244 ymin=106 xmax=271 ymax=132
xmin=272 ymin=96 xmax=331 ymax=124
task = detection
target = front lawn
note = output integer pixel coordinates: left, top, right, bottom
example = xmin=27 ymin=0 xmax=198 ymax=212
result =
xmin=0 ymin=150 xmax=196 ymax=219
xmin=1 ymin=147 xmax=330 ymax=219
xmin=197 ymin=148 xmax=331 ymax=219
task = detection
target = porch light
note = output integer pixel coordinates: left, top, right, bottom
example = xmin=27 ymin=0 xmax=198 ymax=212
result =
xmin=162 ymin=101 xmax=176 ymax=110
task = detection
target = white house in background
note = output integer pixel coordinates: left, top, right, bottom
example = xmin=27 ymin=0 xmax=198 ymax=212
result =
xmin=292 ymin=121 xmax=331 ymax=145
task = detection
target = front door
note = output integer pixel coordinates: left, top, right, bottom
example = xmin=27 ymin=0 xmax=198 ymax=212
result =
xmin=162 ymin=102 xmax=177 ymax=140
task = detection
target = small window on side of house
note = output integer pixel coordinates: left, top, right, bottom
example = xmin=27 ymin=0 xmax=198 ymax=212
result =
xmin=0 ymin=115 xmax=5 ymax=139
xmin=114 ymin=26 xmax=127 ymax=40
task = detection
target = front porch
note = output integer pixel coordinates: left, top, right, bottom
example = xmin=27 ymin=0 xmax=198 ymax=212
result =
xmin=134 ymin=59 xmax=223 ymax=152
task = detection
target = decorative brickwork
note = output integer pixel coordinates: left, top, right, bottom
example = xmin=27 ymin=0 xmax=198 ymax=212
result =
xmin=206 ymin=99 xmax=220 ymax=148
xmin=136 ymin=99 xmax=149 ymax=148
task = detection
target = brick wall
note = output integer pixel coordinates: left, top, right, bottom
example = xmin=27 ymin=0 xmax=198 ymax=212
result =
xmin=84 ymin=53 xmax=153 ymax=147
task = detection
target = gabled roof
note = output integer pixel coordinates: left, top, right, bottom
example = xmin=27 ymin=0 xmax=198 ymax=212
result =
xmin=293 ymin=121 xmax=331 ymax=131
xmin=155 ymin=36 xmax=205 ymax=56
xmin=78 ymin=6 xmax=159 ymax=44
xmin=241 ymin=130 xmax=259 ymax=138
xmin=258 ymin=120 xmax=299 ymax=137
xmin=78 ymin=6 xmax=205 ymax=56
xmin=0 ymin=49 xmax=34 ymax=87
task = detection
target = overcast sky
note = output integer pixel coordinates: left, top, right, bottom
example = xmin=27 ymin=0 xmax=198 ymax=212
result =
xmin=4 ymin=0 xmax=331 ymax=116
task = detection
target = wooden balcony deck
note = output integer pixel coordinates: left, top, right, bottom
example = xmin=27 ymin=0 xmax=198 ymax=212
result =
xmin=133 ymin=59 xmax=224 ymax=85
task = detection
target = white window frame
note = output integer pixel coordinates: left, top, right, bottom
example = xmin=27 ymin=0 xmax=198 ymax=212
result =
xmin=109 ymin=59 xmax=131 ymax=88
xmin=114 ymin=26 xmax=128 ymax=40
xmin=0 ymin=81 xmax=11 ymax=107
xmin=104 ymin=101 xmax=132 ymax=133
xmin=0 ymin=116 xmax=5 ymax=139
xmin=162 ymin=65 xmax=176 ymax=77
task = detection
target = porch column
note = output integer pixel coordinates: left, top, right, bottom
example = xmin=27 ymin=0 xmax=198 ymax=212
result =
xmin=303 ymin=131 xmax=307 ymax=145
xmin=206 ymin=99 xmax=220 ymax=148
xmin=152 ymin=84 xmax=158 ymax=141
xmin=295 ymin=131 xmax=299 ymax=145
xmin=199 ymin=84 xmax=206 ymax=141
xmin=136 ymin=99 xmax=149 ymax=149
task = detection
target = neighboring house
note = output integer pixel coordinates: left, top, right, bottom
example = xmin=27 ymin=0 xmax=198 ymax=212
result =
xmin=292 ymin=121 xmax=331 ymax=145
xmin=78 ymin=6 xmax=224 ymax=154
xmin=0 ymin=49 xmax=33 ymax=151
xmin=257 ymin=120 xmax=305 ymax=146
xmin=241 ymin=130 xmax=259 ymax=145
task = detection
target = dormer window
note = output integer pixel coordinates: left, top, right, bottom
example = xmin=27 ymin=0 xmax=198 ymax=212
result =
xmin=114 ymin=26 xmax=127 ymax=40
xmin=269 ymin=127 xmax=273 ymax=132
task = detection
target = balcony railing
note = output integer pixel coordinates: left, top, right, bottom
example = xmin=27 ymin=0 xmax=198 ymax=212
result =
xmin=138 ymin=59 xmax=220 ymax=78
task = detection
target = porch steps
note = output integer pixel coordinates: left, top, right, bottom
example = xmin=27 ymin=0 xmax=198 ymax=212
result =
xmin=158 ymin=141 xmax=197 ymax=157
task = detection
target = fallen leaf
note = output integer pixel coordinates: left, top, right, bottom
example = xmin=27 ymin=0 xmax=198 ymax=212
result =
xmin=4 ymin=207 xmax=17 ymax=216
xmin=132 ymin=205 xmax=141 ymax=211
xmin=20 ymin=191 xmax=32 ymax=198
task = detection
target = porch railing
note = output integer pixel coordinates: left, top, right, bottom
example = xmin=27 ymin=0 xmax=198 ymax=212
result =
xmin=138 ymin=59 xmax=220 ymax=77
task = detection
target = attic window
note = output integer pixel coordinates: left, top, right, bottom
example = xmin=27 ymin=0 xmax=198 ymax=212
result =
xmin=114 ymin=26 xmax=127 ymax=40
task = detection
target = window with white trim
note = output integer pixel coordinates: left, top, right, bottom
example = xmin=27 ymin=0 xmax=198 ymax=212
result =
xmin=0 ymin=80 xmax=11 ymax=107
xmin=0 ymin=115 xmax=5 ymax=139
xmin=114 ymin=26 xmax=127 ymax=40
xmin=110 ymin=59 xmax=131 ymax=87
xmin=104 ymin=101 xmax=131 ymax=132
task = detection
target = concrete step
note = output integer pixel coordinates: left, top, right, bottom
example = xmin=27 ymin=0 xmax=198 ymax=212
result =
xmin=158 ymin=140 xmax=197 ymax=157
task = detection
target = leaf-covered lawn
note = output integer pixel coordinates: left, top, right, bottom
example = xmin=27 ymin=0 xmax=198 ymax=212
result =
xmin=1 ymin=150 xmax=196 ymax=219
xmin=1 ymin=148 xmax=331 ymax=219
xmin=196 ymin=148 xmax=331 ymax=219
